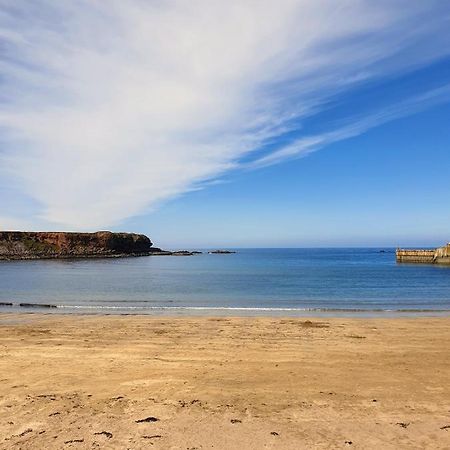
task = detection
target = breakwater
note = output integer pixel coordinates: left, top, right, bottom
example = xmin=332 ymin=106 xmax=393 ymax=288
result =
xmin=396 ymin=244 xmax=450 ymax=265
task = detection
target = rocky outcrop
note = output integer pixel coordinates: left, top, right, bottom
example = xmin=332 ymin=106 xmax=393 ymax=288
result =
xmin=0 ymin=231 xmax=164 ymax=260
xmin=170 ymin=250 xmax=203 ymax=256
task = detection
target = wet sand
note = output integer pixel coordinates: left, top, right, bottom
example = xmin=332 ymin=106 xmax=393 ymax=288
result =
xmin=0 ymin=314 xmax=449 ymax=449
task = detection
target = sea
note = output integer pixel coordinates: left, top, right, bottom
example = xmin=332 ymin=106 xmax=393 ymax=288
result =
xmin=1 ymin=248 xmax=449 ymax=316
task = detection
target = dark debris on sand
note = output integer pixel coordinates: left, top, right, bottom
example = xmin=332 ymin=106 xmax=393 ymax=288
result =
xmin=94 ymin=431 xmax=113 ymax=438
xmin=135 ymin=416 xmax=159 ymax=423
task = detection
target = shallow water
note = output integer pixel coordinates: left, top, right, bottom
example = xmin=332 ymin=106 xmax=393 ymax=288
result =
xmin=0 ymin=248 xmax=449 ymax=316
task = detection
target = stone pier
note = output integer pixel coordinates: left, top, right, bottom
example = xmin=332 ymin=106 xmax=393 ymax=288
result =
xmin=396 ymin=243 xmax=450 ymax=265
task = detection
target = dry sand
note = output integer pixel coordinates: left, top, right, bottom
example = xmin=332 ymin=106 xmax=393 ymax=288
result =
xmin=0 ymin=314 xmax=449 ymax=449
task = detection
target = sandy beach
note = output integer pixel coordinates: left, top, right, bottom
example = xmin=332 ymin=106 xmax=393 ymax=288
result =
xmin=0 ymin=314 xmax=449 ymax=449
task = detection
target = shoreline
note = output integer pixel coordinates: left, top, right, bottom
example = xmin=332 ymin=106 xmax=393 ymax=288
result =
xmin=1 ymin=304 xmax=450 ymax=318
xmin=1 ymin=314 xmax=449 ymax=449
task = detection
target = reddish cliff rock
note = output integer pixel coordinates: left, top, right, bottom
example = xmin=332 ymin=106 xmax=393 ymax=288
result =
xmin=0 ymin=231 xmax=162 ymax=259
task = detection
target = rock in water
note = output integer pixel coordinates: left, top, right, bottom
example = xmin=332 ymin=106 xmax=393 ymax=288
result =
xmin=0 ymin=231 xmax=161 ymax=260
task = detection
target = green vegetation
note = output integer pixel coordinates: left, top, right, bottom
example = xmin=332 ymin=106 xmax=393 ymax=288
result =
xmin=22 ymin=239 xmax=58 ymax=254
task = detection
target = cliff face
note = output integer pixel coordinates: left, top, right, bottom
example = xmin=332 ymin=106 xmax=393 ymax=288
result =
xmin=0 ymin=231 xmax=160 ymax=259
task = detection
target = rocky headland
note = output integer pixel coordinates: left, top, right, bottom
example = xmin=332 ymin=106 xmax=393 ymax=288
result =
xmin=0 ymin=231 xmax=165 ymax=260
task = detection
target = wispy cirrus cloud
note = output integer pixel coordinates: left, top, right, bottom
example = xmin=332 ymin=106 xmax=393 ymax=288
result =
xmin=249 ymin=83 xmax=450 ymax=168
xmin=0 ymin=0 xmax=450 ymax=229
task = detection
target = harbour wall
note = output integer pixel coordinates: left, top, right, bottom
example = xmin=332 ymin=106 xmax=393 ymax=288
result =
xmin=396 ymin=244 xmax=450 ymax=265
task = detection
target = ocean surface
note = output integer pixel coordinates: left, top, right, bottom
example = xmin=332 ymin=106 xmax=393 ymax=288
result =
xmin=1 ymin=248 xmax=450 ymax=316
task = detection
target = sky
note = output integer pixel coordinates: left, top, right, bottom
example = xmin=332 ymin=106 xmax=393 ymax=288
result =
xmin=1 ymin=0 xmax=450 ymax=248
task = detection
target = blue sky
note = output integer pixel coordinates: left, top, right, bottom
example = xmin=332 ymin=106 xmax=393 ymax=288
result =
xmin=1 ymin=1 xmax=450 ymax=247
xmin=126 ymin=97 xmax=450 ymax=248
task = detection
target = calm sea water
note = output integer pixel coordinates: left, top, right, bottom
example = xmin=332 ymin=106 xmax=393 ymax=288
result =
xmin=1 ymin=248 xmax=449 ymax=316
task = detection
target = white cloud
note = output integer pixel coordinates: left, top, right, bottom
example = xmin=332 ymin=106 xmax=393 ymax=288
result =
xmin=249 ymin=84 xmax=450 ymax=168
xmin=0 ymin=0 xmax=449 ymax=229
xmin=0 ymin=215 xmax=35 ymax=231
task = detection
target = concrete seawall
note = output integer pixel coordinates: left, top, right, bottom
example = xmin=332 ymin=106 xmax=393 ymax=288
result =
xmin=396 ymin=244 xmax=450 ymax=265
